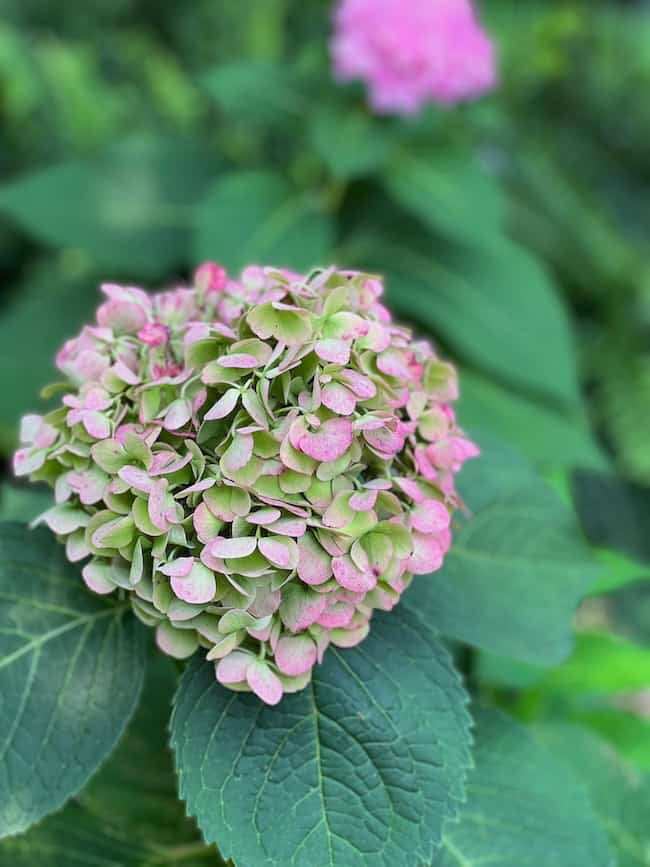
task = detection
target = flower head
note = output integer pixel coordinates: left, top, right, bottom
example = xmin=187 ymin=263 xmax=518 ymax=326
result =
xmin=331 ymin=0 xmax=497 ymax=115
xmin=16 ymin=263 xmax=478 ymax=705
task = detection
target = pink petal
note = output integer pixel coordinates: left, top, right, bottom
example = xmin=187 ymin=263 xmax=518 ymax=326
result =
xmin=164 ymin=400 xmax=192 ymax=431
xmin=321 ymin=382 xmax=357 ymax=416
xmin=216 ymin=353 xmax=262 ymax=369
xmin=216 ymin=651 xmax=252 ymax=685
xmin=408 ymin=532 xmax=444 ymax=575
xmin=82 ymin=562 xmax=115 ymax=595
xmin=119 ymin=465 xmax=154 ymax=493
xmin=82 ymin=410 xmax=111 ymax=439
xmin=317 ymin=602 xmax=355 ymax=629
xmin=258 ymin=537 xmax=298 ymax=569
xmin=193 ymin=502 xmax=223 ymax=543
xmin=148 ymin=478 xmax=174 ymax=530
xmin=348 ymin=490 xmax=378 ymax=512
xmin=298 ymin=418 xmax=353 ymax=462
xmin=410 ymin=500 xmax=450 ymax=534
xmin=171 ymin=562 xmax=217 ymax=604
xmin=221 ymin=433 xmax=254 ymax=475
xmin=159 ymin=557 xmax=194 ymax=578
xmin=297 ymin=534 xmax=333 ymax=586
xmin=209 ymin=536 xmax=257 ymax=559
xmin=267 ymin=518 xmax=307 ymax=538
xmin=246 ymin=661 xmax=283 ymax=705
xmin=332 ymin=555 xmax=377 ymax=593
xmin=314 ymin=339 xmax=351 ymax=365
xmin=275 ymin=635 xmax=317 ymax=677
xmin=338 ymin=370 xmax=377 ymax=399
xmin=247 ymin=508 xmax=282 ymax=526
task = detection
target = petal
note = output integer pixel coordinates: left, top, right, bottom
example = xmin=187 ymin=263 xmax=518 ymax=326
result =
xmin=204 ymin=387 xmax=241 ymax=421
xmin=258 ymin=537 xmax=298 ymax=570
xmin=297 ymin=534 xmax=332 ymax=586
xmin=275 ymin=635 xmax=318 ymax=677
xmin=314 ymin=339 xmax=350 ymax=365
xmin=408 ymin=532 xmax=444 ymax=575
xmin=209 ymin=536 xmax=258 ymax=559
xmin=216 ymin=353 xmax=262 ymax=369
xmin=246 ymin=660 xmax=283 ymax=705
xmin=156 ymin=622 xmax=198 ymax=659
xmin=321 ymin=382 xmax=357 ymax=416
xmin=171 ymin=561 xmax=217 ymax=604
xmin=348 ymin=489 xmax=378 ymax=512
xmin=298 ymin=418 xmax=353 ymax=463
xmin=410 ymin=499 xmax=450 ymax=534
xmin=332 ymin=555 xmax=377 ymax=593
xmin=216 ymin=651 xmax=252 ymax=684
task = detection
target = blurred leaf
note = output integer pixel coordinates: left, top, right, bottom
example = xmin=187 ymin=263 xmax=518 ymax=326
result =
xmin=476 ymin=651 xmax=545 ymax=690
xmin=0 ymin=262 xmax=97 ymax=452
xmin=540 ymin=632 xmax=650 ymax=695
xmin=536 ymin=724 xmax=650 ymax=867
xmin=404 ymin=433 xmax=599 ymax=664
xmin=0 ymin=137 xmax=216 ymax=275
xmin=591 ymin=549 xmax=650 ymax=596
xmin=0 ymin=803 xmax=148 ymax=867
xmin=202 ymin=60 xmax=303 ymax=123
xmin=384 ymin=150 xmax=505 ymax=248
xmin=0 ymin=524 xmax=146 ymax=838
xmin=603 ymin=580 xmax=650 ymax=647
xmin=349 ymin=229 xmax=580 ymax=407
xmin=573 ymin=710 xmax=650 ymax=774
xmin=0 ymin=484 xmax=52 ymax=523
xmin=436 ymin=709 xmax=613 ymax=867
xmin=572 ymin=471 xmax=650 ymax=565
xmin=194 ymin=170 xmax=334 ymax=273
xmin=310 ymin=104 xmax=396 ymax=180
xmin=458 ymin=368 xmax=605 ymax=469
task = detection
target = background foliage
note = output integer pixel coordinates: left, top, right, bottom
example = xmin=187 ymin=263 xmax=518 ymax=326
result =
xmin=0 ymin=0 xmax=649 ymax=865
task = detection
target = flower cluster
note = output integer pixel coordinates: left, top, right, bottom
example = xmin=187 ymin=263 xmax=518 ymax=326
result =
xmin=15 ymin=264 xmax=478 ymax=704
xmin=331 ymin=0 xmax=497 ymax=115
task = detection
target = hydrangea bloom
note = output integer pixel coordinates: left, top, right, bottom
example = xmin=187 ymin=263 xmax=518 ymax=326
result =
xmin=331 ymin=0 xmax=497 ymax=115
xmin=15 ymin=265 xmax=478 ymax=705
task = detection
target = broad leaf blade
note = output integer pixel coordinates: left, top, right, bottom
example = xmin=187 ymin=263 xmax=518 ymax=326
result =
xmin=383 ymin=150 xmax=505 ymax=247
xmin=404 ymin=434 xmax=599 ymax=664
xmin=0 ymin=524 xmax=146 ymax=838
xmin=536 ymin=724 xmax=649 ymax=867
xmin=437 ymin=709 xmax=613 ymax=867
xmin=171 ymin=606 xmax=471 ymax=867
xmin=194 ymin=171 xmax=334 ymax=273
xmin=0 ymin=137 xmax=215 ymax=275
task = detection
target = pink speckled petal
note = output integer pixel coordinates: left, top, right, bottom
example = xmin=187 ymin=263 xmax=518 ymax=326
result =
xmin=321 ymin=382 xmax=357 ymax=416
xmin=332 ymin=555 xmax=377 ymax=593
xmin=258 ymin=537 xmax=298 ymax=570
xmin=297 ymin=534 xmax=333 ymax=586
xmin=275 ymin=635 xmax=318 ymax=676
xmin=119 ymin=465 xmax=154 ymax=493
xmin=247 ymin=508 xmax=282 ymax=526
xmin=410 ymin=499 xmax=451 ymax=534
xmin=348 ymin=489 xmax=378 ymax=512
xmin=408 ymin=532 xmax=444 ymax=575
xmin=216 ymin=651 xmax=252 ymax=684
xmin=267 ymin=517 xmax=307 ymax=538
xmin=317 ymin=602 xmax=356 ymax=629
xmin=217 ymin=353 xmax=262 ymax=369
xmin=210 ymin=536 xmax=257 ymax=559
xmin=314 ymin=339 xmax=351 ymax=365
xmin=159 ymin=557 xmax=194 ymax=578
xmin=298 ymin=418 xmax=352 ymax=462
xmin=246 ymin=660 xmax=283 ymax=705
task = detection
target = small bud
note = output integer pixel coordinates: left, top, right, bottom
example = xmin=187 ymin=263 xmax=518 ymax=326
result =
xmin=194 ymin=261 xmax=227 ymax=294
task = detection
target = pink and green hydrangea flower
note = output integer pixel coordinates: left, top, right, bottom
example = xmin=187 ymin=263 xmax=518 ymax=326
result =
xmin=15 ymin=263 xmax=478 ymax=705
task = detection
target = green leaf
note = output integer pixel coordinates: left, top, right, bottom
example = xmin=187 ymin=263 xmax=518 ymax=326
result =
xmin=540 ymin=632 xmax=650 ymax=695
xmin=572 ymin=471 xmax=650 ymax=565
xmin=171 ymin=606 xmax=472 ymax=867
xmin=403 ymin=433 xmax=599 ymax=664
xmin=0 ymin=523 xmax=146 ymax=838
xmin=0 ymin=261 xmax=98 ymax=453
xmin=0 ymin=484 xmax=53 ymax=524
xmin=571 ymin=709 xmax=650 ymax=773
xmin=349 ymin=230 xmax=580 ymax=407
xmin=310 ymin=104 xmax=396 ymax=180
xmin=536 ymin=724 xmax=650 ymax=867
xmin=0 ymin=803 xmax=149 ymax=867
xmin=194 ymin=171 xmax=334 ymax=273
xmin=590 ymin=549 xmax=650 ymax=595
xmin=202 ymin=60 xmax=303 ymax=123
xmin=458 ymin=369 xmax=606 ymax=469
xmin=0 ymin=656 xmax=224 ymax=866
xmin=0 ymin=137 xmax=216 ymax=275
xmin=383 ymin=150 xmax=505 ymax=248
xmin=437 ymin=709 xmax=613 ymax=867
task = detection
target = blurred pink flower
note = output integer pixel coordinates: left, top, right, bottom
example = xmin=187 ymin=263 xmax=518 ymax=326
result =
xmin=331 ymin=0 xmax=497 ymax=115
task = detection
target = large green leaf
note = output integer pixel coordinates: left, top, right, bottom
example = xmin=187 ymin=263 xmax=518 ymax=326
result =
xmin=347 ymin=229 xmax=580 ymax=407
xmin=0 ymin=524 xmax=146 ymax=838
xmin=437 ymin=709 xmax=613 ymax=867
xmin=309 ymin=104 xmax=397 ymax=180
xmin=171 ymin=606 xmax=472 ymax=867
xmin=383 ymin=150 xmax=505 ymax=248
xmin=403 ymin=434 xmax=599 ymax=664
xmin=572 ymin=471 xmax=650 ymax=565
xmin=0 ymin=137 xmax=216 ymax=275
xmin=0 ymin=261 xmax=98 ymax=452
xmin=458 ymin=369 xmax=606 ymax=469
xmin=202 ymin=60 xmax=303 ymax=123
xmin=536 ymin=724 xmax=650 ymax=867
xmin=0 ymin=803 xmax=148 ymax=867
xmin=0 ymin=656 xmax=223 ymax=866
xmin=194 ymin=171 xmax=334 ymax=273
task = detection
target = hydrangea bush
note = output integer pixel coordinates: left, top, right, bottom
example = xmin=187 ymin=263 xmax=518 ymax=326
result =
xmin=331 ymin=0 xmax=497 ymax=114
xmin=14 ymin=264 xmax=478 ymax=705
